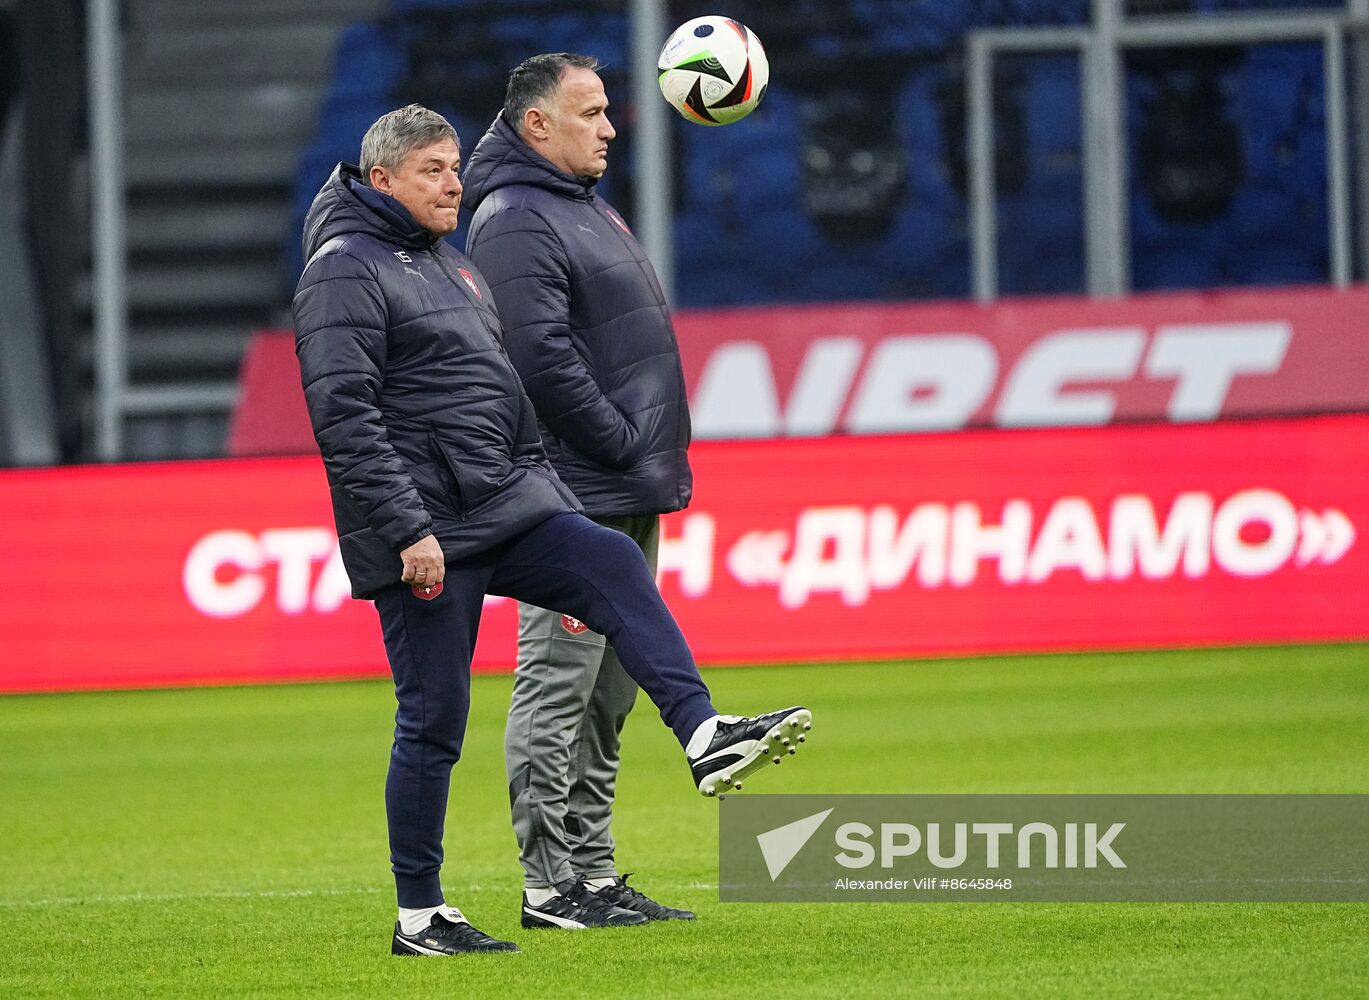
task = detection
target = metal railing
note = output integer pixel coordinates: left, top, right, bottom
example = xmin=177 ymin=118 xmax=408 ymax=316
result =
xmin=968 ymin=0 xmax=1366 ymax=301
xmin=81 ymin=1 xmax=1366 ymax=458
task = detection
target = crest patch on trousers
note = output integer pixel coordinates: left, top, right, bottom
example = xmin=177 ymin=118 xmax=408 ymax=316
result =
xmin=561 ymin=614 xmax=589 ymax=635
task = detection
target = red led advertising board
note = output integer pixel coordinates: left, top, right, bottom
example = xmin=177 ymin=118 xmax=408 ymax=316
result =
xmin=3 ymin=415 xmax=1366 ymax=693
xmin=229 ymin=285 xmax=1369 ymax=456
xmin=675 ymin=284 xmax=1369 ymax=438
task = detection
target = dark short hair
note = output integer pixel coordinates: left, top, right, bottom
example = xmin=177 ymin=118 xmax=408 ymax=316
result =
xmin=503 ymin=52 xmax=602 ymax=133
xmin=360 ymin=104 xmax=458 ymax=178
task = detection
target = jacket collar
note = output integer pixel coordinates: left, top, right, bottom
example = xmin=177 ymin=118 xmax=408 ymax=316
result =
xmin=461 ymin=114 xmax=597 ymax=212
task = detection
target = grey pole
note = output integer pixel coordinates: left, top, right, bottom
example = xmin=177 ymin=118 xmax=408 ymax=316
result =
xmin=967 ymin=35 xmax=997 ymax=302
xmin=630 ymin=0 xmax=674 ymax=304
xmin=1324 ymin=24 xmax=1352 ymax=287
xmin=1084 ymin=0 xmax=1128 ymax=296
xmin=0 ymin=104 xmax=59 ymax=465
xmin=87 ymin=0 xmax=129 ymax=461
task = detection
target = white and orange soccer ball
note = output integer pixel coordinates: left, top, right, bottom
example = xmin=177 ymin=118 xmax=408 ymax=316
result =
xmin=658 ymin=15 xmax=769 ymax=126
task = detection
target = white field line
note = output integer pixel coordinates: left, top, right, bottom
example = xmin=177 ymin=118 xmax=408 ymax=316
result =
xmin=0 ymin=886 xmax=386 ymax=909
xmin=0 ymin=882 xmax=718 ymax=910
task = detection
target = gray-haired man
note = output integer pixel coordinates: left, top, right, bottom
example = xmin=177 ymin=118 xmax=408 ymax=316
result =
xmin=463 ymin=55 xmax=699 ymax=928
xmin=295 ymin=102 xmax=814 ymax=956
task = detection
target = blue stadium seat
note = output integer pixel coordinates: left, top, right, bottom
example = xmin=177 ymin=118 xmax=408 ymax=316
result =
xmin=994 ymin=55 xmax=1085 ymax=295
xmin=284 ymin=21 xmax=407 ymax=287
xmin=673 ymin=201 xmax=761 ymax=307
xmin=1200 ymin=0 xmax=1339 ymax=11
xmin=1133 ymin=246 xmax=1221 ymax=292
xmin=390 ymin=0 xmax=478 ymax=12
xmin=1024 ymin=57 xmax=1081 ymax=158
xmin=1129 ymin=186 xmax=1171 ymax=246
xmin=850 ymin=1 xmax=952 ymax=54
xmin=891 ymin=70 xmax=948 ymax=204
xmin=1226 ymin=244 xmax=1326 ymax=286
xmin=1229 ymin=182 xmax=1299 ymax=242
xmin=324 ymin=21 xmax=404 ymax=107
xmin=284 ymin=2 xmax=1338 ymax=308
xmin=674 ymin=82 xmax=806 ymax=302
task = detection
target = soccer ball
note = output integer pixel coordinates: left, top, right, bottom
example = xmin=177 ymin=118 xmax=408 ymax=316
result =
xmin=658 ymin=15 xmax=769 ymax=126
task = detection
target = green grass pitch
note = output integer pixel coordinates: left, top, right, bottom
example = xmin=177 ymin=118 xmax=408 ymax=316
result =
xmin=3 ymin=643 xmax=1368 ymax=998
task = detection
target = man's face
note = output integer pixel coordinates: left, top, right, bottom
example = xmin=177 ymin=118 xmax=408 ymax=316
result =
xmin=538 ymin=67 xmax=616 ymax=179
xmin=370 ymin=137 xmax=463 ymax=236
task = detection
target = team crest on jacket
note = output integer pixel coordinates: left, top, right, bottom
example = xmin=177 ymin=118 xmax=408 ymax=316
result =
xmin=457 ymin=267 xmax=482 ymax=298
xmin=605 ymin=209 xmax=631 ymax=235
xmin=561 ymin=614 xmax=590 ymax=635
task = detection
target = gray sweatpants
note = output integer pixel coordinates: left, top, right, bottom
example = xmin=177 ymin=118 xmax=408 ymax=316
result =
xmin=505 ymin=513 xmax=659 ymax=889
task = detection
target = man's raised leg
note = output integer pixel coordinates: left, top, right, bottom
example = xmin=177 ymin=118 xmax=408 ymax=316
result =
xmin=490 ymin=512 xmax=813 ymax=797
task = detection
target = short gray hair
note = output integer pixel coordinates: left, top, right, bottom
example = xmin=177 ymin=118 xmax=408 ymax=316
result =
xmin=360 ymin=104 xmax=459 ymax=178
xmin=504 ymin=53 xmax=602 ymax=135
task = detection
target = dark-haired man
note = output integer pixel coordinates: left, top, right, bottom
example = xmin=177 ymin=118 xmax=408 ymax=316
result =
xmin=293 ymin=103 xmax=813 ymax=956
xmin=463 ymin=54 xmax=700 ymax=931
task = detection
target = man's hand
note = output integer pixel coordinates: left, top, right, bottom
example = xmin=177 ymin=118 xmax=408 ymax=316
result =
xmin=400 ymin=534 xmax=445 ymax=588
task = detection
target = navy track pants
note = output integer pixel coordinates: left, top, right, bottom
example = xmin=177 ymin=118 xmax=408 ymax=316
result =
xmin=373 ymin=511 xmax=716 ymax=907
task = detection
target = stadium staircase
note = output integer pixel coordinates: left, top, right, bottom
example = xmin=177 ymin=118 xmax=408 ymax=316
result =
xmin=102 ymin=0 xmax=383 ymax=459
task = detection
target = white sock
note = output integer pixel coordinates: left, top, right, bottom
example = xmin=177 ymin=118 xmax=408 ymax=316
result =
xmin=582 ymin=876 xmax=617 ymax=890
xmin=398 ymin=902 xmax=466 ymax=935
xmin=687 ymin=715 xmax=722 ymax=758
xmin=524 ymin=886 xmax=559 ymax=906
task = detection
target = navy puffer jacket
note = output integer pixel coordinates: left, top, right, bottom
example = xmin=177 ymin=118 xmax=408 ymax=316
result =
xmin=462 ymin=115 xmax=692 ymax=517
xmin=293 ymin=163 xmax=581 ymax=599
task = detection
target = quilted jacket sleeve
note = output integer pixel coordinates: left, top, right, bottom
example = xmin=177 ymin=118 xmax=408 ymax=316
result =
xmin=293 ymin=247 xmax=433 ymax=550
xmin=469 ymin=208 xmax=644 ymax=470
